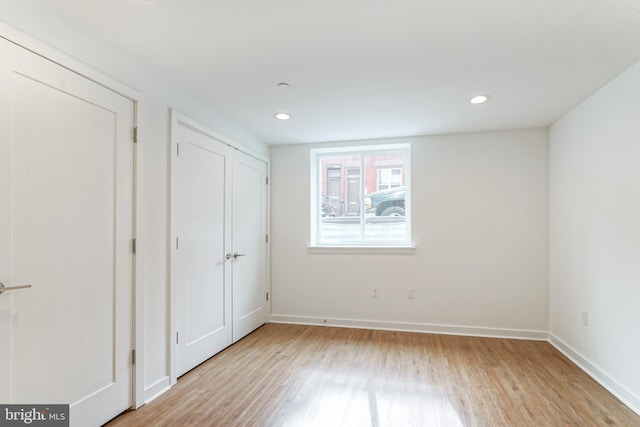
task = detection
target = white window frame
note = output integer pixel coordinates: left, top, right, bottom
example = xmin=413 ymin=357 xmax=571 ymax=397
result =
xmin=309 ymin=143 xmax=413 ymax=251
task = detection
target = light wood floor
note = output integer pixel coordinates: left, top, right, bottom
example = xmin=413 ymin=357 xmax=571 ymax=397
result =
xmin=107 ymin=323 xmax=640 ymax=426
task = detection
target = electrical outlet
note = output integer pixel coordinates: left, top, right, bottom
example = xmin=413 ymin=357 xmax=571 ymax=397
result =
xmin=408 ymin=288 xmax=415 ymax=299
xmin=581 ymin=310 xmax=588 ymax=326
xmin=372 ymin=287 xmax=380 ymax=298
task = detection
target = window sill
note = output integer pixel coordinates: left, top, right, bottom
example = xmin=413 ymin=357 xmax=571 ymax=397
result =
xmin=307 ymin=245 xmax=416 ymax=255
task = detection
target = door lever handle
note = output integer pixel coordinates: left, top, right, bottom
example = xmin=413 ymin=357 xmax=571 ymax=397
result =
xmin=225 ymin=252 xmax=247 ymax=260
xmin=0 ymin=282 xmax=32 ymax=294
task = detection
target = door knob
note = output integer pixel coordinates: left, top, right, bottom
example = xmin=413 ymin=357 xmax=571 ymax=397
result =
xmin=225 ymin=253 xmax=233 ymax=260
xmin=0 ymin=281 xmax=33 ymax=294
xmin=233 ymin=252 xmax=246 ymax=259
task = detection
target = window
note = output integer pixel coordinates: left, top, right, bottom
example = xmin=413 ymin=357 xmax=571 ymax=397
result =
xmin=377 ymin=167 xmax=402 ymax=190
xmin=310 ymin=143 xmax=411 ymax=247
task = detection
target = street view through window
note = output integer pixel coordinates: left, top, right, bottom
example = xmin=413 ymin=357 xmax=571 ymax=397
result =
xmin=311 ymin=144 xmax=411 ymax=246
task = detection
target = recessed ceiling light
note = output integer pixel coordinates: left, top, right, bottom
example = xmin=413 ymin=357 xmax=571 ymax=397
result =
xmin=470 ymin=94 xmax=491 ymax=104
xmin=274 ymin=112 xmax=291 ymax=120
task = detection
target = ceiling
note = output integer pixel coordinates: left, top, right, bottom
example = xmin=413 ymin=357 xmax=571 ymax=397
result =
xmin=25 ymin=0 xmax=640 ymax=144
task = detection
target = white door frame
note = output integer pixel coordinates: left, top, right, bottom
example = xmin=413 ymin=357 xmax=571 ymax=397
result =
xmin=169 ymin=110 xmax=270 ymax=385
xmin=0 ymin=25 xmax=144 ymax=409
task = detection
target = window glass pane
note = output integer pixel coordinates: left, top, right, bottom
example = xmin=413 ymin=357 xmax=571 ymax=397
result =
xmin=313 ymin=145 xmax=410 ymax=246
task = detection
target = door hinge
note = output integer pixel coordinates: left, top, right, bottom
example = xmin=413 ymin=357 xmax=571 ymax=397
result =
xmin=132 ymin=349 xmax=136 ymax=365
xmin=177 ymin=143 xmax=180 ymax=156
xmin=266 ymin=234 xmax=269 ymax=243
xmin=176 ymin=237 xmax=179 ymax=250
xmin=132 ymin=238 xmax=137 ymax=254
xmin=133 ymin=127 xmax=138 ymax=143
xmin=176 ymin=331 xmax=179 ymax=344
xmin=266 ymin=177 xmax=269 ymax=185
xmin=266 ymin=292 xmax=269 ymax=301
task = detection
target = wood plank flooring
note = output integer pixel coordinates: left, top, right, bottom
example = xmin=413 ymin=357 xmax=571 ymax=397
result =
xmin=107 ymin=323 xmax=640 ymax=426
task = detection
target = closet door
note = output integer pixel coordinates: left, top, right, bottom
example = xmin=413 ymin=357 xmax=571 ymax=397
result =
xmin=232 ymin=152 xmax=269 ymax=342
xmin=171 ymin=113 xmax=269 ymax=378
xmin=173 ymin=123 xmax=233 ymax=377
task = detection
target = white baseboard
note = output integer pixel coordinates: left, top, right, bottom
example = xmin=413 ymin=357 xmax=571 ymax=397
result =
xmin=269 ymin=314 xmax=549 ymax=340
xmin=143 ymin=376 xmax=171 ymax=404
xmin=548 ymin=333 xmax=640 ymax=417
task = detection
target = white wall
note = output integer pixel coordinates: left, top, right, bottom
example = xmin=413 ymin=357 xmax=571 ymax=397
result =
xmin=271 ymin=128 xmax=549 ymax=337
xmin=0 ymin=1 xmax=268 ymax=404
xmin=549 ymin=61 xmax=640 ymax=412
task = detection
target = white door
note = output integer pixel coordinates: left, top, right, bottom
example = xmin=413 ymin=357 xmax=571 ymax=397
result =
xmin=174 ymin=123 xmax=233 ymax=377
xmin=232 ymin=152 xmax=268 ymax=342
xmin=0 ymin=39 xmax=134 ymax=426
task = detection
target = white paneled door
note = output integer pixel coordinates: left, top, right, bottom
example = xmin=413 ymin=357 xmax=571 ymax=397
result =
xmin=172 ymin=117 xmax=268 ymax=378
xmin=232 ymin=152 xmax=268 ymax=343
xmin=0 ymin=39 xmax=134 ymax=426
xmin=174 ymin=123 xmax=233 ymax=377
